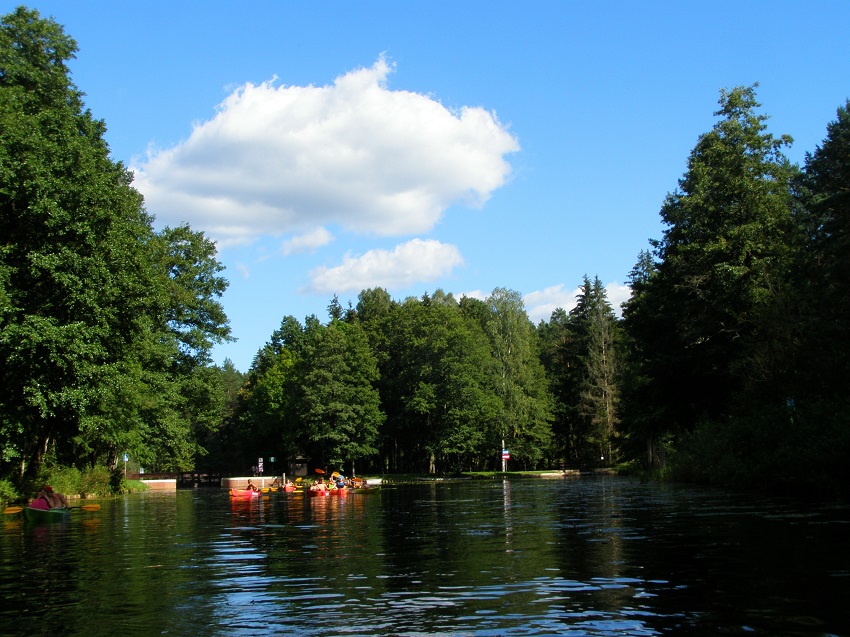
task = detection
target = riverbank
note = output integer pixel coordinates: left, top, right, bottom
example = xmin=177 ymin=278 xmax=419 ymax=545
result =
xmin=375 ymin=468 xmax=620 ymax=483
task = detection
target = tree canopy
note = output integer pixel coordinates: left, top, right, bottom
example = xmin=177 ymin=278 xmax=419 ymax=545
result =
xmin=0 ymin=7 xmax=231 ymax=480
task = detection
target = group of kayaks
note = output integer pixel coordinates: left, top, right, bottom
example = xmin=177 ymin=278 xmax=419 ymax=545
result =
xmin=228 ymin=481 xmax=379 ymax=499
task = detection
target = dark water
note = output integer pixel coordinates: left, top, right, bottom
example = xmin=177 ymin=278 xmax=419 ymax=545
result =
xmin=1 ymin=478 xmax=848 ymax=636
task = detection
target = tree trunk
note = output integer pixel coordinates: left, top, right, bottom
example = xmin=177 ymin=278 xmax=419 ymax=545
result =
xmin=646 ymin=435 xmax=666 ymax=470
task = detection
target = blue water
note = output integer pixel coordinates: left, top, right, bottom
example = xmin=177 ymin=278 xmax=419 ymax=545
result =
xmin=1 ymin=477 xmax=848 ymax=636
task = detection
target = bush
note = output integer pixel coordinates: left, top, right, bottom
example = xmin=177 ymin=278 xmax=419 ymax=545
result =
xmin=80 ymin=465 xmax=112 ymax=497
xmin=36 ymin=465 xmax=82 ymax=499
xmin=0 ymin=479 xmax=20 ymax=505
xmin=12 ymin=463 xmax=157 ymax=500
xmin=670 ymin=400 xmax=850 ymax=498
xmin=32 ymin=464 xmax=122 ymax=498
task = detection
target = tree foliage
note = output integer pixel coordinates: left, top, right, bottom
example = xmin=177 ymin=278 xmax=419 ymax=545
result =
xmin=298 ymin=319 xmax=383 ymax=472
xmin=239 ymin=289 xmax=553 ymax=475
xmin=623 ymin=85 xmax=798 ymax=435
xmin=537 ymin=276 xmax=622 ymax=467
xmin=620 ymin=85 xmax=849 ymax=495
xmin=0 ymin=7 xmax=231 ymax=480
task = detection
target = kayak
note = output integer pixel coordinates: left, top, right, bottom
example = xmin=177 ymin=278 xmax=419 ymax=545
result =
xmin=23 ymin=507 xmax=70 ymax=524
xmin=351 ymin=485 xmax=381 ymax=494
xmin=329 ymin=488 xmax=348 ymax=496
xmin=229 ymin=489 xmax=260 ymax=499
xmin=308 ymin=489 xmax=330 ymax=497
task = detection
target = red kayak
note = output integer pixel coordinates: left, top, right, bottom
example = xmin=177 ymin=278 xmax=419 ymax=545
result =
xmin=229 ymin=489 xmax=260 ymax=499
xmin=308 ymin=489 xmax=330 ymax=497
xmin=329 ymin=488 xmax=348 ymax=496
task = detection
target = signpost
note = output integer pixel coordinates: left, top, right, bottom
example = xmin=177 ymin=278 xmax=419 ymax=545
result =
xmin=257 ymin=457 xmax=264 ymax=475
xmin=501 ymin=439 xmax=510 ymax=472
xmin=123 ymin=453 xmax=129 ymax=478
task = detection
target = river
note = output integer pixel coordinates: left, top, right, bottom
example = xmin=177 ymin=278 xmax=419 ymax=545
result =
xmin=1 ymin=477 xmax=847 ymax=636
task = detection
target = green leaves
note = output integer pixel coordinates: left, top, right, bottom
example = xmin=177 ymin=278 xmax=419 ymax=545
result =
xmin=0 ymin=8 xmax=232 ymax=477
xmin=298 ymin=319 xmax=382 ymax=467
xmin=616 ymin=85 xmax=850 ymax=492
xmin=238 ymin=287 xmax=555 ymax=474
xmin=627 ymin=86 xmax=798 ymax=431
xmin=153 ymin=224 xmax=232 ymax=365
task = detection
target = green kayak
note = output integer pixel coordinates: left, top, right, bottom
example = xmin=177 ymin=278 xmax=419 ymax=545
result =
xmin=351 ymin=485 xmax=381 ymax=494
xmin=23 ymin=506 xmax=70 ymax=524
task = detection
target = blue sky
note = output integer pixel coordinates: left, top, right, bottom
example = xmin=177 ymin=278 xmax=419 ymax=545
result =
xmin=8 ymin=1 xmax=850 ymax=372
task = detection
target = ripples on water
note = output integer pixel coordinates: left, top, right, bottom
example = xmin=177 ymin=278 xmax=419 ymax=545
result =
xmin=1 ymin=478 xmax=848 ymax=636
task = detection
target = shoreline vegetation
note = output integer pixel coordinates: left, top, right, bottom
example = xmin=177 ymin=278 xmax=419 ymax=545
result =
xmin=0 ymin=470 xmax=152 ymax=508
xmin=3 ymin=467 xmax=615 ymax=508
xmin=5 ymin=463 xmax=841 ymax=512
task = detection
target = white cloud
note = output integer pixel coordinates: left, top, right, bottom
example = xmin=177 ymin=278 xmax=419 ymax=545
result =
xmin=460 ymin=289 xmax=487 ymax=301
xmin=281 ymin=227 xmax=333 ymax=255
xmin=234 ymin=262 xmax=251 ymax=279
xmin=305 ymin=238 xmax=464 ymax=294
xmin=524 ymin=281 xmax=631 ymax=323
xmin=605 ymin=282 xmax=631 ymax=315
xmin=133 ymin=57 xmax=519 ymax=246
xmin=524 ymin=284 xmax=580 ymax=323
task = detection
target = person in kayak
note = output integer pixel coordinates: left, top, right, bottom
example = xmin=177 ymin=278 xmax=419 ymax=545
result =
xmin=43 ymin=486 xmax=68 ymax=508
xmin=245 ymin=480 xmax=260 ymax=492
xmin=29 ymin=488 xmax=52 ymax=510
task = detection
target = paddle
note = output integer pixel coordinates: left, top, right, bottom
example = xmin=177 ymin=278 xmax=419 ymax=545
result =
xmin=314 ymin=468 xmax=325 ymax=474
xmin=3 ymin=504 xmax=99 ymax=514
xmin=295 ymin=477 xmax=303 ymax=483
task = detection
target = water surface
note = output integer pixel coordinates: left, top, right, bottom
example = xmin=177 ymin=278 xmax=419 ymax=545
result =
xmin=1 ymin=477 xmax=847 ymax=636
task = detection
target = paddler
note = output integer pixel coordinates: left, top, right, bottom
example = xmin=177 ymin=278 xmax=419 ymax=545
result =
xmin=43 ymin=485 xmax=68 ymax=508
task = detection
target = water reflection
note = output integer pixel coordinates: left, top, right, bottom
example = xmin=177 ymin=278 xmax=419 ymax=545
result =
xmin=1 ymin=479 xmax=848 ymax=636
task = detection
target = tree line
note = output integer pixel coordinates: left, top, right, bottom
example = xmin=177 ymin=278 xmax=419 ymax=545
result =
xmin=213 ymin=287 xmax=558 ymax=477
xmin=2 ymin=8 xmax=847 ymax=496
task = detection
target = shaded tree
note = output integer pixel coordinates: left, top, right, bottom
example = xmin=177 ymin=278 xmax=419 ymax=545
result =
xmin=621 ymin=85 xmax=801 ymax=485
xmin=298 ymin=319 xmax=383 ymax=474
xmin=797 ymin=100 xmax=850 ymax=394
xmin=576 ymin=278 xmax=621 ymax=465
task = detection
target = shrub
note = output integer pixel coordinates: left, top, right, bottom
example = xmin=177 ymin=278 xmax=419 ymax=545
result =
xmin=36 ymin=465 xmax=82 ymax=498
xmin=80 ymin=465 xmax=112 ymax=497
xmin=0 ymin=479 xmax=20 ymax=504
